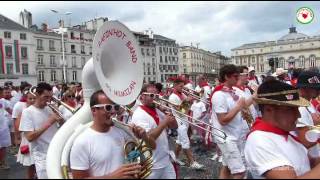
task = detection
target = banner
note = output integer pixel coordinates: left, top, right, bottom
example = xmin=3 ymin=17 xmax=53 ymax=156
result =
xmin=14 ymin=40 xmax=20 ymax=73
xmin=0 ymin=39 xmax=4 ymax=74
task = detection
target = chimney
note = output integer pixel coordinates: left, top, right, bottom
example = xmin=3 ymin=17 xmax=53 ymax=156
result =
xmin=41 ymin=23 xmax=48 ymax=32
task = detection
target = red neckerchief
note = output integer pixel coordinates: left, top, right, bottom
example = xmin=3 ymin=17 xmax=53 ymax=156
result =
xmin=311 ymin=99 xmax=320 ymax=113
xmin=140 ymin=105 xmax=160 ymax=126
xmin=20 ymin=96 xmax=27 ymax=102
xmin=199 ymin=82 xmax=209 ymax=88
xmin=248 ymin=76 xmax=256 ymax=81
xmin=248 ymin=117 xmax=301 ymax=143
xmin=291 ymin=78 xmax=298 ymax=88
xmin=219 ymin=86 xmax=239 ymax=101
xmin=173 ymin=90 xmax=185 ymax=101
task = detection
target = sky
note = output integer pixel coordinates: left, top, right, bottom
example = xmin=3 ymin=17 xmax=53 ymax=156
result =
xmin=1 ymin=1 xmax=320 ymax=56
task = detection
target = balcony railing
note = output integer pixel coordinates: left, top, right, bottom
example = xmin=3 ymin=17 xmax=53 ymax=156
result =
xmin=49 ymin=47 xmax=56 ymax=51
xmin=37 ymin=47 xmax=44 ymax=50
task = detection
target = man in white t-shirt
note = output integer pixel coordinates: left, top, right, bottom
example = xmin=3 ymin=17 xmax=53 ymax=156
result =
xmin=295 ymin=71 xmax=320 ymax=149
xmin=19 ymin=83 xmax=64 ymax=178
xmin=131 ymin=83 xmax=177 ymax=179
xmin=169 ymin=78 xmax=204 ymax=169
xmin=190 ymin=97 xmax=207 ymax=142
xmin=70 ymin=90 xmax=156 ymax=179
xmin=211 ymin=64 xmax=248 ymax=179
xmin=245 ymin=80 xmax=320 ymax=179
xmin=0 ymin=87 xmax=11 ymax=169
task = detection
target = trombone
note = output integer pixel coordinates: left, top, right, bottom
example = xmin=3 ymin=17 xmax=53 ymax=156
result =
xmin=182 ymin=88 xmax=210 ymax=105
xmin=154 ymin=97 xmax=227 ymax=140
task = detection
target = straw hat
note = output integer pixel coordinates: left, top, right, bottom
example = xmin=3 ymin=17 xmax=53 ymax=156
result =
xmin=272 ymin=68 xmax=288 ymax=77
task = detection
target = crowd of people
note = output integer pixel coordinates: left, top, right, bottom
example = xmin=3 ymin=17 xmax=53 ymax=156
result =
xmin=1 ymin=64 xmax=320 ymax=179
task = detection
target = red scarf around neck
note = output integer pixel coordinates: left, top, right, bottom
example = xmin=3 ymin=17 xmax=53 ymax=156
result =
xmin=173 ymin=90 xmax=185 ymax=101
xmin=248 ymin=117 xmax=301 ymax=143
xmin=140 ymin=105 xmax=160 ymax=126
xmin=199 ymin=82 xmax=209 ymax=88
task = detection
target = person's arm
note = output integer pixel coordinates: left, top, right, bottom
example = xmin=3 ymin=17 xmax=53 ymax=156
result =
xmin=72 ymin=163 xmax=141 ymax=179
xmin=264 ymin=164 xmax=320 ymax=179
xmin=216 ymin=97 xmax=245 ymax=126
xmin=147 ymin=114 xmax=177 ymax=140
xmin=131 ymin=125 xmax=156 ymax=150
xmin=296 ymin=127 xmax=317 ymax=149
xmin=24 ymin=113 xmax=62 ymax=142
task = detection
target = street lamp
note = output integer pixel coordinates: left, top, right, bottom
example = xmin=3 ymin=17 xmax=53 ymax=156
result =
xmin=51 ymin=9 xmax=72 ymax=84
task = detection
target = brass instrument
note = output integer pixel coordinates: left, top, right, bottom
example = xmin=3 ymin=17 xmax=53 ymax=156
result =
xmin=182 ymin=88 xmax=210 ymax=105
xmin=154 ymin=97 xmax=227 ymax=140
xmin=241 ymin=107 xmax=254 ymax=128
xmin=297 ymin=121 xmax=320 ymax=142
xmin=112 ymin=118 xmax=153 ymax=179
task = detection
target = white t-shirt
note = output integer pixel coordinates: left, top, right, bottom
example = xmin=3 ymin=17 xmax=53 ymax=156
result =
xmin=191 ymin=101 xmax=206 ymax=122
xmin=19 ymin=105 xmax=59 ymax=164
xmin=59 ymin=105 xmax=73 ymax=121
xmin=70 ymin=126 xmax=132 ymax=177
xmin=11 ymin=91 xmax=22 ymax=106
xmin=52 ymin=86 xmax=61 ymax=99
xmin=0 ymin=99 xmax=9 ymax=130
xmin=131 ymin=106 xmax=170 ymax=169
xmin=12 ymin=101 xmax=27 ymax=119
xmin=168 ymin=93 xmax=188 ymax=126
xmin=0 ymin=98 xmax=13 ymax=126
xmin=245 ymin=131 xmax=310 ymax=179
xmin=211 ymin=90 xmax=249 ymax=141
xmin=297 ymin=106 xmax=315 ymax=127
xmin=233 ymin=87 xmax=258 ymax=121
xmin=202 ymin=85 xmax=212 ymax=101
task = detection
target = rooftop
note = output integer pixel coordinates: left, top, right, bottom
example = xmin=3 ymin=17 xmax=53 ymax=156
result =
xmin=0 ymin=13 xmax=30 ymax=31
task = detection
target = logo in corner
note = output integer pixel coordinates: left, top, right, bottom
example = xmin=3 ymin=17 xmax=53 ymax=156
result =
xmin=296 ymin=7 xmax=314 ymax=24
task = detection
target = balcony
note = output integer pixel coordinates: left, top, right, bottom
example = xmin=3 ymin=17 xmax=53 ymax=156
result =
xmin=81 ymin=51 xmax=86 ymax=55
xmin=49 ymin=47 xmax=56 ymax=51
xmin=71 ymin=50 xmax=76 ymax=54
xmin=37 ymin=47 xmax=44 ymax=51
xmin=50 ymin=64 xmax=57 ymax=67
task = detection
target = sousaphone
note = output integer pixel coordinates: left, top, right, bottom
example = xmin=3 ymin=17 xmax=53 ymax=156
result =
xmin=46 ymin=21 xmax=144 ymax=179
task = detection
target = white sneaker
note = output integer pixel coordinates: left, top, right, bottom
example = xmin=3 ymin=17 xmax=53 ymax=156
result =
xmin=190 ymin=161 xmax=204 ymax=169
xmin=218 ymin=156 xmax=223 ymax=163
xmin=175 ymin=159 xmax=186 ymax=166
xmin=210 ymin=154 xmax=219 ymax=161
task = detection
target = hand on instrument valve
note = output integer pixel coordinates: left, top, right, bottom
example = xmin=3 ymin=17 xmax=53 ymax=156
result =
xmin=107 ymin=163 xmax=141 ymax=179
xmin=236 ymin=97 xmax=246 ymax=110
xmin=48 ymin=113 xmax=64 ymax=125
xmin=131 ymin=124 xmax=148 ymax=140
xmin=311 ymin=113 xmax=320 ymax=125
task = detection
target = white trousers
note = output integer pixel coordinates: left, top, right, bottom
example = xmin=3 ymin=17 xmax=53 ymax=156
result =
xmin=147 ymin=163 xmax=176 ymax=179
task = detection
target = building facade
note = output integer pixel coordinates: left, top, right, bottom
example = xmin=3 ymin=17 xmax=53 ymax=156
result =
xmin=179 ymin=45 xmax=227 ymax=84
xmin=232 ymin=27 xmax=320 ymax=75
xmin=0 ymin=14 xmax=37 ymax=86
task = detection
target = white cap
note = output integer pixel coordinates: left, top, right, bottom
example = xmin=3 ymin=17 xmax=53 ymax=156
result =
xmin=248 ymin=66 xmax=255 ymax=73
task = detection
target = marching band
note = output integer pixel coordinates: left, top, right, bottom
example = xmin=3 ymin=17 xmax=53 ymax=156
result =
xmin=1 ymin=21 xmax=320 ymax=179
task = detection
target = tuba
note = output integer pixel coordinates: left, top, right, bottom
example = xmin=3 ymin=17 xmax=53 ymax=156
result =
xmin=47 ymin=21 xmax=150 ymax=179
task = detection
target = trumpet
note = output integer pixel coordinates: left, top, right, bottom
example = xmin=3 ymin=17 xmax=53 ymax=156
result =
xmin=154 ymin=97 xmax=227 ymax=140
xmin=182 ymin=88 xmax=210 ymax=105
xmin=297 ymin=122 xmax=320 ymax=143
xmin=111 ymin=117 xmax=153 ymax=179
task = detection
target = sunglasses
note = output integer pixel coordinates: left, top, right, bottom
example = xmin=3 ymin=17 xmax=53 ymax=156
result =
xmin=92 ymin=104 xmax=121 ymax=112
xmin=142 ymin=93 xmax=159 ymax=98
xmin=67 ymin=95 xmax=75 ymax=98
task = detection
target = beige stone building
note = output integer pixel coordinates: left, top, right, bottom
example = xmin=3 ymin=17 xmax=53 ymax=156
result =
xmin=231 ymin=27 xmax=320 ymax=75
xmin=179 ymin=45 xmax=228 ymax=84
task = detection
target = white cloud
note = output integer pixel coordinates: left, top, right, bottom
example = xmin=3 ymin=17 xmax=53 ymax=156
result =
xmin=1 ymin=1 xmax=319 ymax=56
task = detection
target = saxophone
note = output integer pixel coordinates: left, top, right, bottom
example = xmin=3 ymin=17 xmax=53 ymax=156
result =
xmin=241 ymin=107 xmax=254 ymax=128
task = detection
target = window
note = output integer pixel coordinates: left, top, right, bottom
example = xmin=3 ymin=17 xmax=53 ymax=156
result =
xmin=89 ymin=46 xmax=92 ymax=55
xmin=20 ymin=33 xmax=27 ymax=40
xmin=72 ymin=57 xmax=77 ymax=67
xmin=146 ymin=49 xmax=150 ymax=56
xmin=80 ymin=33 xmax=84 ymax=40
xmin=37 ymin=39 xmax=43 ymax=50
xmin=299 ymin=56 xmax=305 ymax=67
xmin=71 ymin=32 xmax=75 ymax=39
xmin=4 ymin=31 xmax=11 ymax=39
xmin=22 ymin=64 xmax=28 ymax=75
xmin=71 ymin=45 xmax=76 ymax=53
xmin=81 ymin=45 xmax=85 ymax=54
xmin=50 ymin=55 xmax=56 ymax=67
xmin=183 ymin=53 xmax=186 ymax=59
xmin=165 ymin=56 xmax=167 ymax=63
xmin=141 ymin=48 xmax=145 ymax=55
xmin=260 ymin=64 xmax=264 ymax=72
xmin=160 ymin=56 xmax=163 ymax=63
xmin=6 ymin=64 xmax=13 ymax=74
xmin=310 ymin=55 xmax=316 ymax=67
xmin=38 ymin=55 xmax=44 ymax=65
xmin=152 ymin=49 xmax=155 ymax=56
xmin=38 ymin=71 xmax=45 ymax=82
xmin=49 ymin=40 xmax=55 ymax=51
xmin=51 ymin=70 xmax=57 ymax=82
xmin=72 ymin=71 xmax=77 ymax=81
xmin=159 ymin=47 xmax=162 ymax=54
xmin=5 ymin=46 xmax=12 ymax=58
xmin=81 ymin=57 xmax=86 ymax=67
xmin=252 ymin=57 xmax=255 ymax=63
xmin=21 ymin=47 xmax=27 ymax=59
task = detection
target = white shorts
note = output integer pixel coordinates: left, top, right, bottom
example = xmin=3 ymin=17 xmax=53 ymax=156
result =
xmin=217 ymin=137 xmax=246 ymax=174
xmin=176 ymin=124 xmax=190 ymax=149
xmin=147 ymin=163 xmax=176 ymax=179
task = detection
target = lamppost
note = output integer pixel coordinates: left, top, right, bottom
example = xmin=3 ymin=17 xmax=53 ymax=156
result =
xmin=51 ymin=9 xmax=72 ymax=84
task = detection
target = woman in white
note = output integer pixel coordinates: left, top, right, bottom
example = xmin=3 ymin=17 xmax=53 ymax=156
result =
xmin=59 ymin=90 xmax=77 ymax=121
xmin=16 ymin=92 xmax=36 ymax=179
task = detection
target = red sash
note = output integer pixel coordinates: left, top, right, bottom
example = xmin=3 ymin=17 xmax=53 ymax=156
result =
xmin=199 ymin=82 xmax=209 ymax=88
xmin=248 ymin=118 xmax=301 ymax=143
xmin=140 ymin=105 xmax=160 ymax=126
